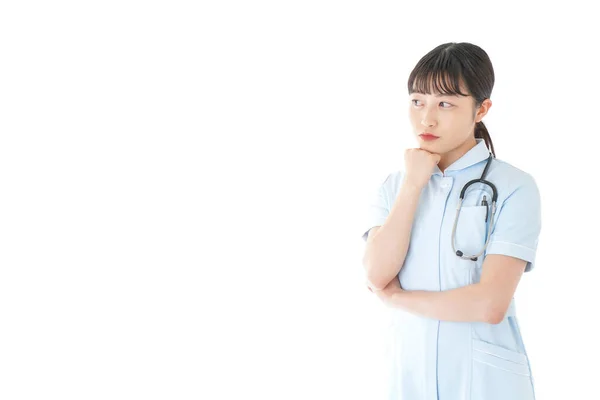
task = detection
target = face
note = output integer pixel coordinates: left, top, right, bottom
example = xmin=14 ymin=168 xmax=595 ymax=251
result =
xmin=408 ymin=85 xmax=491 ymax=163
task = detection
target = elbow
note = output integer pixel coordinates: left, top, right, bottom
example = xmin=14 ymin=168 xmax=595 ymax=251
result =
xmin=363 ymin=262 xmax=392 ymax=291
xmin=482 ymin=304 xmax=507 ymax=325
xmin=367 ymin=278 xmax=388 ymax=292
xmin=477 ymin=287 xmax=509 ymax=325
xmin=362 ymin=249 xmax=401 ymax=291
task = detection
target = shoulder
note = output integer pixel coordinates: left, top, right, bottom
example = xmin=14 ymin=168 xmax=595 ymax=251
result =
xmin=488 ymin=158 xmax=540 ymax=204
xmin=368 ymin=169 xmax=405 ymax=208
xmin=379 ymin=169 xmax=405 ymax=193
xmin=489 ymin=158 xmax=539 ymax=192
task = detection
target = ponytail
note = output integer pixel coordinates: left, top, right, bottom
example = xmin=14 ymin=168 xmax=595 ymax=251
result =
xmin=475 ymin=121 xmax=495 ymax=157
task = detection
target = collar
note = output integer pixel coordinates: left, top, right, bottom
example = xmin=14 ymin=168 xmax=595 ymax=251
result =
xmin=432 ymin=138 xmax=491 ymax=176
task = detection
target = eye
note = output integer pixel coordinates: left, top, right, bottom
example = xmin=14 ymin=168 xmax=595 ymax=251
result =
xmin=411 ymin=99 xmax=422 ymax=106
xmin=440 ymin=101 xmax=453 ymax=108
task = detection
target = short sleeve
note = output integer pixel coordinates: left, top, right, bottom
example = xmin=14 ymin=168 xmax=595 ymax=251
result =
xmin=361 ymin=174 xmax=392 ymax=242
xmin=485 ymin=175 xmax=542 ymax=272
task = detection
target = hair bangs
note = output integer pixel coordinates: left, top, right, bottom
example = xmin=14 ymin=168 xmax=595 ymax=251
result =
xmin=408 ymin=53 xmax=470 ymax=97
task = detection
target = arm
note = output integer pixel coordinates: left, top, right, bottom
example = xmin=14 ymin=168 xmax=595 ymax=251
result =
xmin=372 ymin=174 xmax=540 ymax=322
xmin=362 ymin=181 xmax=422 ymax=290
xmin=375 ymin=254 xmax=526 ymax=324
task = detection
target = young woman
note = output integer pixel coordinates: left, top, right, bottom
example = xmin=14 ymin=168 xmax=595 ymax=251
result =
xmin=361 ymin=42 xmax=542 ymax=400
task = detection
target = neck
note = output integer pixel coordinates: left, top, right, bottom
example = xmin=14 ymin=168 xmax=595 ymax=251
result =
xmin=437 ymin=138 xmax=478 ymax=172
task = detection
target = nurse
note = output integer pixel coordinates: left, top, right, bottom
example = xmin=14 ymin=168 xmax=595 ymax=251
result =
xmin=362 ymin=42 xmax=542 ymax=400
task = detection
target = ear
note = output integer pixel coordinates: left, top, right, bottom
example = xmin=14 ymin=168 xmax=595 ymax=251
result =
xmin=475 ymin=98 xmax=492 ymax=122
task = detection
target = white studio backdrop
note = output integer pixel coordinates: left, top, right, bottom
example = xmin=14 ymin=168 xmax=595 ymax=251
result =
xmin=1 ymin=1 xmax=598 ymax=399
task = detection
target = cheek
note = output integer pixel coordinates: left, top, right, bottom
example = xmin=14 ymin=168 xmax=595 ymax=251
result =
xmin=442 ymin=112 xmax=469 ymax=128
xmin=408 ymin=108 xmax=420 ymax=124
xmin=455 ymin=114 xmax=476 ymax=133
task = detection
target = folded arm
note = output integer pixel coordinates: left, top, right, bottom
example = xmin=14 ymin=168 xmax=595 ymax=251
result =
xmin=373 ymin=254 xmax=526 ymax=324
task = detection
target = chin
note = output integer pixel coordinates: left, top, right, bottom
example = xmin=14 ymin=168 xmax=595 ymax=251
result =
xmin=417 ymin=141 xmax=441 ymax=152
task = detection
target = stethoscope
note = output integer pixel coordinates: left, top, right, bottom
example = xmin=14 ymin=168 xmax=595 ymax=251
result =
xmin=451 ymin=153 xmax=498 ymax=261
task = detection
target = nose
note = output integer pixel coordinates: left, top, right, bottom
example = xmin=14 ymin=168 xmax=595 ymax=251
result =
xmin=420 ymin=109 xmax=437 ymax=128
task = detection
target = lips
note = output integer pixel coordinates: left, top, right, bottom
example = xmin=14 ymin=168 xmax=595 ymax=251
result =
xmin=419 ymin=133 xmax=439 ymax=141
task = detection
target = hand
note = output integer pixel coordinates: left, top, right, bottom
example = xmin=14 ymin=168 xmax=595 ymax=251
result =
xmin=403 ymin=148 xmax=441 ymax=188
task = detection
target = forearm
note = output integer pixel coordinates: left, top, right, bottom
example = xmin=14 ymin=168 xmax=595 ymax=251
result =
xmin=364 ymin=181 xmax=422 ymax=289
xmin=389 ymin=283 xmax=498 ymax=324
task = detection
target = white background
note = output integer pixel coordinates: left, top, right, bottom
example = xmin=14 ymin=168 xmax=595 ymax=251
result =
xmin=1 ymin=1 xmax=598 ymax=399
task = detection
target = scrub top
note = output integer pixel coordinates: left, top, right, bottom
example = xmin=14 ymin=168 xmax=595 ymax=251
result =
xmin=362 ymin=139 xmax=542 ymax=400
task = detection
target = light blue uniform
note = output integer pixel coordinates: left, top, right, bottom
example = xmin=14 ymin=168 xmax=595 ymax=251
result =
xmin=362 ymin=139 xmax=541 ymax=400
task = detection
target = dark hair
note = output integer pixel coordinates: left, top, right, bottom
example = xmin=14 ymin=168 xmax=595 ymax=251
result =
xmin=407 ymin=42 xmax=496 ymax=157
